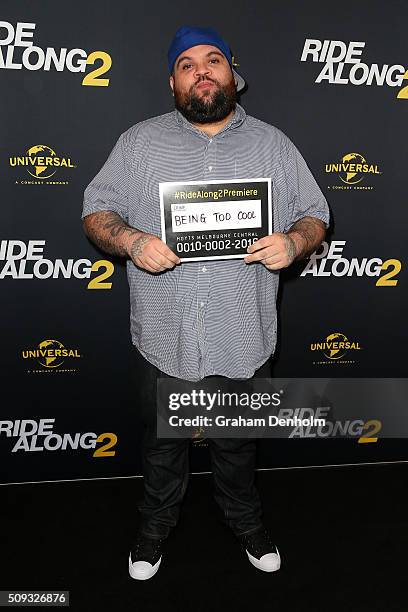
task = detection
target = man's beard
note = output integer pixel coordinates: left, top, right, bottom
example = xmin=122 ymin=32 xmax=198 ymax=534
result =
xmin=174 ymin=76 xmax=237 ymax=124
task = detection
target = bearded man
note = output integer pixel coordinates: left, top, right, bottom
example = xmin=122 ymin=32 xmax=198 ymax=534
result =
xmin=82 ymin=26 xmax=330 ymax=580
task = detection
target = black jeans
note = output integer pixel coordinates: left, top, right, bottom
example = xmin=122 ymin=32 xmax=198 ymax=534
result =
xmin=131 ymin=348 xmax=270 ymax=540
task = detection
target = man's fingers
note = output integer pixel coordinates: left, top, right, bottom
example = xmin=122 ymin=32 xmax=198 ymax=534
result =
xmin=144 ymin=254 xmax=170 ymax=272
xmin=153 ymin=242 xmax=181 ymax=265
xmin=244 ymin=246 xmax=280 ymax=263
xmin=135 ymin=256 xmax=159 ymax=274
xmin=134 ymin=256 xmax=158 ymax=273
xmin=246 ymin=236 xmax=270 ymax=253
xmin=263 ymin=253 xmax=282 ymax=264
xmin=148 ymin=248 xmax=178 ymax=269
xmin=263 ymin=256 xmax=285 ymax=269
xmin=265 ymin=260 xmax=286 ymax=270
xmin=246 ymin=235 xmax=282 ymax=253
xmin=134 ymin=255 xmax=165 ymax=273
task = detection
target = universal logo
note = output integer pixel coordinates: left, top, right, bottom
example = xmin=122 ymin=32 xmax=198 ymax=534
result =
xmin=310 ymin=332 xmax=362 ymax=365
xmin=22 ymin=339 xmax=82 ymax=374
xmin=325 ymin=152 xmax=381 ymax=191
xmin=9 ymin=144 xmax=76 ymax=185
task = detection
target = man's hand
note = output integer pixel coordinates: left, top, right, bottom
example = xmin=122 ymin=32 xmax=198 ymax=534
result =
xmin=127 ymin=233 xmax=181 ymax=274
xmin=244 ymin=233 xmax=298 ymax=270
xmin=82 ymin=211 xmax=181 ymax=274
xmin=244 ymin=216 xmax=326 ymax=271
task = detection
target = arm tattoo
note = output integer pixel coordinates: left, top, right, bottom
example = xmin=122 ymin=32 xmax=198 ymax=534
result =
xmin=283 ymin=234 xmax=297 ymax=262
xmin=287 ymin=216 xmax=326 ymax=260
xmin=83 ymin=211 xmax=143 ymax=258
xmin=130 ymin=235 xmax=151 ymax=259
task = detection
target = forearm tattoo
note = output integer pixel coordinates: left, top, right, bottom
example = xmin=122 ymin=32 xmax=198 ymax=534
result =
xmin=84 ymin=211 xmax=142 ymax=258
xmin=287 ymin=216 xmax=326 ymax=260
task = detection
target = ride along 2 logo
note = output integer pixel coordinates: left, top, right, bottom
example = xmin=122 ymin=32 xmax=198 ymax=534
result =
xmin=300 ymin=39 xmax=408 ymax=99
xmin=0 ymin=21 xmax=112 ymax=86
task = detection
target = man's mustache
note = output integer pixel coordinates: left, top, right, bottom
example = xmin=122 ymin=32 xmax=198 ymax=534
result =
xmin=190 ymin=77 xmax=219 ymax=92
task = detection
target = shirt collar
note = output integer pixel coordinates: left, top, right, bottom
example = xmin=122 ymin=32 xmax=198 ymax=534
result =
xmin=174 ymin=103 xmax=246 ymax=137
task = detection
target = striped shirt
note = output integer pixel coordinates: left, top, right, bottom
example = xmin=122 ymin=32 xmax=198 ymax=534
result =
xmin=82 ymin=103 xmax=330 ymax=381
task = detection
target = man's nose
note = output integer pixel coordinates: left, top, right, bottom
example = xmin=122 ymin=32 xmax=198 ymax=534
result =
xmin=194 ymin=63 xmax=211 ymax=79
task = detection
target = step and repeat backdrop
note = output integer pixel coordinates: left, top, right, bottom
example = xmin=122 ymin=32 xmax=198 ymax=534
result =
xmin=1 ymin=0 xmax=406 ymax=484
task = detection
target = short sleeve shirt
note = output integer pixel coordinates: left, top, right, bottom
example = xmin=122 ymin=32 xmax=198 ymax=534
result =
xmin=82 ymin=104 xmax=330 ymax=381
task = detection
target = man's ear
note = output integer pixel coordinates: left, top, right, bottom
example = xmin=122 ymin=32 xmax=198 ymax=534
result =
xmin=169 ymin=74 xmax=175 ymax=97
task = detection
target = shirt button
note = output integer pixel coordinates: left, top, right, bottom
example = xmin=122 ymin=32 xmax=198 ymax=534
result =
xmin=201 ymin=266 xmax=207 ymax=272
xmin=200 ymin=301 xmax=205 ymax=308
xmin=208 ymin=166 xmax=213 ymax=172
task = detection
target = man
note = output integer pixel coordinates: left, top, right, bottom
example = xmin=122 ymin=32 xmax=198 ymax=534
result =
xmin=82 ymin=26 xmax=329 ymax=580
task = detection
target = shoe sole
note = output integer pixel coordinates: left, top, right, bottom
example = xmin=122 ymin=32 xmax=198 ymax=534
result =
xmin=128 ymin=554 xmax=162 ymax=580
xmin=246 ymin=547 xmax=281 ymax=572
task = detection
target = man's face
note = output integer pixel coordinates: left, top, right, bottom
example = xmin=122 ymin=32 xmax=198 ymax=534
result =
xmin=170 ymin=44 xmax=237 ymax=124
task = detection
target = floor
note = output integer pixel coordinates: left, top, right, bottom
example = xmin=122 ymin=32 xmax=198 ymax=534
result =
xmin=2 ymin=463 xmax=406 ymax=611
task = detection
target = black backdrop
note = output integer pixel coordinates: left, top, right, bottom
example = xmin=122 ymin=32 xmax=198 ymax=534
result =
xmin=1 ymin=0 xmax=407 ymax=484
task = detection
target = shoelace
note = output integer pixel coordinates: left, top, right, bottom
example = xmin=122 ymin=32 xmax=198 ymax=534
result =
xmin=132 ymin=535 xmax=163 ymax=562
xmin=241 ymin=528 xmax=276 ymax=557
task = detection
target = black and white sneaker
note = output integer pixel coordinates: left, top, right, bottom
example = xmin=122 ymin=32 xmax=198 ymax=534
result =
xmin=239 ymin=527 xmax=281 ymax=572
xmin=128 ymin=533 xmax=163 ymax=580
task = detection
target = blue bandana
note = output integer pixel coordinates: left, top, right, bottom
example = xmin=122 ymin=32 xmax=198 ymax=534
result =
xmin=167 ymin=26 xmax=232 ymax=73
